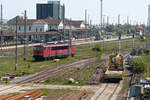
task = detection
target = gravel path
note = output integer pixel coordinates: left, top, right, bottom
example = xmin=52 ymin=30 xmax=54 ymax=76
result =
xmin=0 ymin=84 xmax=100 ymax=94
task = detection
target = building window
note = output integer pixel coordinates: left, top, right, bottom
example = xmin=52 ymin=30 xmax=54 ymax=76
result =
xmin=29 ymin=26 xmax=31 ymax=31
xmin=36 ymin=28 xmax=38 ymax=32
xmin=40 ymin=28 xmax=42 ymax=32
xmin=19 ymin=26 xmax=21 ymax=31
xmin=49 ymin=26 xmax=52 ymax=30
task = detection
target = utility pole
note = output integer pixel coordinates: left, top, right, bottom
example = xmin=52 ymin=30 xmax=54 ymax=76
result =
xmin=24 ymin=10 xmax=27 ymax=61
xmin=90 ymin=19 xmax=93 ymax=47
xmin=88 ymin=14 xmax=90 ymax=25
xmin=15 ymin=17 xmax=18 ymax=71
xmin=68 ymin=18 xmax=72 ymax=56
xmin=132 ymin=33 xmax=135 ymax=49
xmin=85 ymin=9 xmax=87 ymax=26
xmin=100 ymin=0 xmax=104 ymax=50
xmin=85 ymin=9 xmax=87 ymax=39
xmin=62 ymin=4 xmax=65 ymax=41
xmin=127 ymin=16 xmax=129 ymax=25
xmin=103 ymin=15 xmax=105 ymax=28
xmin=100 ymin=0 xmax=103 ymax=29
xmin=118 ymin=14 xmax=121 ymax=53
xmin=0 ymin=4 xmax=3 ymax=50
xmin=107 ymin=16 xmax=109 ymax=26
xmin=118 ymin=14 xmax=120 ymax=26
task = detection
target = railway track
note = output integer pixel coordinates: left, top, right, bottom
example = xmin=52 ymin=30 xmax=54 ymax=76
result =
xmin=89 ymin=52 xmax=129 ymax=100
xmin=16 ymin=57 xmax=96 ymax=84
xmin=0 ymin=57 xmax=96 ymax=94
xmin=91 ymin=83 xmax=120 ymax=100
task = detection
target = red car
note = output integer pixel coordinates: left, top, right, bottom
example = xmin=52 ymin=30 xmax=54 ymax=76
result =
xmin=33 ymin=43 xmax=76 ymax=60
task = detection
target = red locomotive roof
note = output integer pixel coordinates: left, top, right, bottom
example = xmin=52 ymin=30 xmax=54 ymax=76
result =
xmin=35 ymin=43 xmax=71 ymax=48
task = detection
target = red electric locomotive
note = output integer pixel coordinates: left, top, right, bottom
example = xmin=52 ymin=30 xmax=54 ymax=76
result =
xmin=33 ymin=43 xmax=76 ymax=60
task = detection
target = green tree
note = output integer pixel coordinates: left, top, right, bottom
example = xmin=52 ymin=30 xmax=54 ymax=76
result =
xmin=105 ymin=24 xmax=115 ymax=32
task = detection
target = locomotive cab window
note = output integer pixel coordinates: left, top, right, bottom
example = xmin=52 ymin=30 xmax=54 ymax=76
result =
xmin=34 ymin=47 xmax=43 ymax=51
xmin=43 ymin=47 xmax=46 ymax=50
xmin=52 ymin=47 xmax=56 ymax=50
xmin=52 ymin=46 xmax=69 ymax=50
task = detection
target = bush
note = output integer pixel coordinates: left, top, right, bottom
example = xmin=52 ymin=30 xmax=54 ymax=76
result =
xmin=131 ymin=58 xmax=146 ymax=74
xmin=92 ymin=44 xmax=101 ymax=52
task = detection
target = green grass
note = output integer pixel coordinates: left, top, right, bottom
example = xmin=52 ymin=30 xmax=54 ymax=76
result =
xmin=10 ymin=92 xmax=20 ymax=96
xmin=0 ymin=55 xmax=80 ymax=77
xmin=44 ymin=59 xmax=99 ymax=86
xmin=0 ymin=39 xmax=146 ymax=78
xmin=77 ymin=67 xmax=95 ymax=85
xmin=40 ymin=88 xmax=79 ymax=100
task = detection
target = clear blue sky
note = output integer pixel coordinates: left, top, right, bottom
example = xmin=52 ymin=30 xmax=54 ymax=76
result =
xmin=1 ymin=0 xmax=150 ymax=25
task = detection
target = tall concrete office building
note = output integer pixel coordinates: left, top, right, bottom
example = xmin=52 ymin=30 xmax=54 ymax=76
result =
xmin=36 ymin=0 xmax=65 ymax=19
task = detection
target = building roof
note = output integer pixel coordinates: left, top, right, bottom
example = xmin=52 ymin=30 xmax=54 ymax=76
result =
xmin=9 ymin=16 xmax=84 ymax=27
xmin=33 ymin=20 xmax=48 ymax=24
xmin=0 ymin=22 xmax=8 ymax=25
xmin=136 ymin=25 xmax=142 ymax=29
xmin=65 ymin=20 xmax=83 ymax=26
xmin=11 ymin=19 xmax=37 ymax=25
xmin=44 ymin=17 xmax=61 ymax=25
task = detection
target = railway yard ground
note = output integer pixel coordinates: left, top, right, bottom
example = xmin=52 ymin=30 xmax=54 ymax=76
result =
xmin=0 ymin=37 xmax=149 ymax=100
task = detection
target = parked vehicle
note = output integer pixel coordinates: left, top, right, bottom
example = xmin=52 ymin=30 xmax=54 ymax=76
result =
xmin=33 ymin=43 xmax=76 ymax=60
